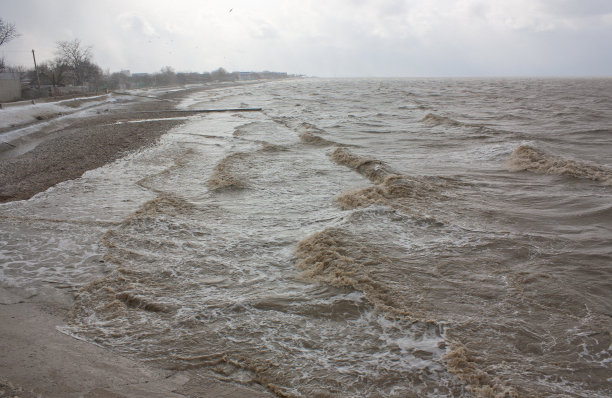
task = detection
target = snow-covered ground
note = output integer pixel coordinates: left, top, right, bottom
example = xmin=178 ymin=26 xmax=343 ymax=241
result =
xmin=0 ymin=94 xmax=116 ymax=130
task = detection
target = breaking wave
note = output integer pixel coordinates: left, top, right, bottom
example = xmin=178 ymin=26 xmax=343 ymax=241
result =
xmin=292 ymin=122 xmax=338 ymax=146
xmin=330 ymin=147 xmax=394 ymax=184
xmin=422 ymin=113 xmax=464 ymax=127
xmin=444 ymin=344 xmax=519 ymax=398
xmin=421 ymin=112 xmax=513 ymax=138
xmin=330 ymin=147 xmax=451 ymax=218
xmin=294 ymin=224 xmax=520 ymax=396
xmin=296 ymin=122 xmax=325 ymax=135
xmin=335 ymin=175 xmax=447 ymax=212
xmin=295 ymin=227 xmax=404 ymax=315
xmin=233 ymin=122 xmax=260 ymax=137
xmin=129 ymin=192 xmax=195 ymax=218
xmin=258 ymin=142 xmax=288 ymax=152
xmin=507 ymin=145 xmax=612 ymax=185
xmin=208 ymin=152 xmax=250 ymax=190
xmin=299 ymin=131 xmax=337 ymax=146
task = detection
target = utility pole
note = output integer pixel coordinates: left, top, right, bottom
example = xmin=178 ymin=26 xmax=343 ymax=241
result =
xmin=32 ymin=49 xmax=41 ymax=89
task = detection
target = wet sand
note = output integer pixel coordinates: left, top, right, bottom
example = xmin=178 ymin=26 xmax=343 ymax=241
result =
xmin=0 ymin=86 xmax=273 ymax=398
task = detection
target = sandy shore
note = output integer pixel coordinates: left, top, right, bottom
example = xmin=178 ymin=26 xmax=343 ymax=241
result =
xmin=0 ymin=86 xmax=274 ymax=398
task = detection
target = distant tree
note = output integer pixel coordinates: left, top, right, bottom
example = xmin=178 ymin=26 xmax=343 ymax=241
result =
xmin=38 ymin=59 xmax=70 ymax=87
xmin=130 ymin=72 xmax=154 ymax=88
xmin=80 ymin=59 xmax=102 ymax=86
xmin=211 ymin=67 xmax=230 ymax=81
xmin=176 ymin=72 xmax=188 ymax=85
xmin=0 ymin=18 xmax=19 ymax=47
xmin=104 ymin=71 xmax=126 ymax=90
xmin=55 ymin=39 xmax=95 ymax=85
xmin=160 ymin=65 xmax=174 ymax=75
xmin=157 ymin=66 xmax=176 ymax=85
xmin=6 ymin=64 xmax=26 ymax=74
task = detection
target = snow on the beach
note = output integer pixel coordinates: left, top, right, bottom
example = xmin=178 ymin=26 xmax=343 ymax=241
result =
xmin=0 ymin=95 xmax=116 ymax=130
xmin=0 ymin=102 xmax=70 ymax=129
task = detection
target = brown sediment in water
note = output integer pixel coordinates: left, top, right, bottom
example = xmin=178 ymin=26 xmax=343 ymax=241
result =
xmin=297 ymin=122 xmax=326 ymax=135
xmin=295 ymin=224 xmax=529 ymax=397
xmin=299 ymin=131 xmax=337 ymax=146
xmin=170 ymin=353 xmax=296 ymax=398
xmin=444 ymin=345 xmax=519 ymax=398
xmin=67 ymin=191 xmax=279 ymax=397
xmin=295 ymin=227 xmax=413 ymax=317
xmin=507 ymin=145 xmax=612 ymax=184
xmin=208 ymin=152 xmax=250 ymax=190
xmin=330 ymin=147 xmax=394 ymax=183
xmin=335 ymin=174 xmax=446 ymax=212
xmin=330 ymin=148 xmax=451 ymax=219
xmin=134 ymin=147 xmax=197 ymax=195
xmin=259 ymin=142 xmax=288 ymax=152
xmin=324 ymin=146 xmax=534 ymax=395
xmin=0 ymin=83 xmax=276 ymax=398
xmin=422 ymin=113 xmax=464 ymax=127
xmin=115 ymin=291 xmax=173 ymax=313
xmin=233 ymin=121 xmax=260 ymax=137
xmin=295 ymin=224 xmax=525 ymax=396
xmin=131 ymin=192 xmax=196 ymax=218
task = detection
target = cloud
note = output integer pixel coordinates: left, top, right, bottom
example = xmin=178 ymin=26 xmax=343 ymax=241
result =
xmin=543 ymin=0 xmax=612 ymax=17
xmin=1 ymin=0 xmax=611 ymax=76
xmin=117 ymin=14 xmax=158 ymax=37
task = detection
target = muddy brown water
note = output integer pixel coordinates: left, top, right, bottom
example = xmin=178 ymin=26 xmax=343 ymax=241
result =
xmin=1 ymin=78 xmax=610 ymax=397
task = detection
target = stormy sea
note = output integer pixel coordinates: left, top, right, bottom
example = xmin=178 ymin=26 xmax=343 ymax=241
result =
xmin=1 ymin=78 xmax=611 ymax=397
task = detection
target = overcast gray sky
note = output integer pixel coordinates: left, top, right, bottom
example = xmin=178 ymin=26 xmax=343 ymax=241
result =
xmin=2 ymin=0 xmax=611 ymax=77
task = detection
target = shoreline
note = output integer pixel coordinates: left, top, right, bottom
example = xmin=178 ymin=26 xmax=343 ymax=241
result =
xmin=0 ymin=285 xmax=272 ymax=398
xmin=0 ymin=85 xmax=216 ymax=203
xmin=0 ymin=84 xmax=274 ymax=397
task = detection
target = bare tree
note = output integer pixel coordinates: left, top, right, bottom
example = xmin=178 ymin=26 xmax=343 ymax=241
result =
xmin=157 ymin=66 xmax=176 ymax=85
xmin=55 ymin=39 xmax=94 ymax=85
xmin=38 ymin=59 xmax=70 ymax=87
xmin=211 ymin=67 xmax=230 ymax=81
xmin=0 ymin=18 xmax=19 ymax=47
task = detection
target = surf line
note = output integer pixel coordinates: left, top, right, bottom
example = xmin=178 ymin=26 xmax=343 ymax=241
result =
xmin=132 ymin=108 xmax=263 ymax=114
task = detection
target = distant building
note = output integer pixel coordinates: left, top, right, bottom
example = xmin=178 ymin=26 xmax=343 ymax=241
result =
xmin=235 ymin=71 xmax=288 ymax=81
xmin=259 ymin=71 xmax=288 ymax=79
xmin=237 ymin=72 xmax=257 ymax=81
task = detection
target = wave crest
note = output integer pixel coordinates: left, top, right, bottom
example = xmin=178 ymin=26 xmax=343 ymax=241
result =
xmin=208 ymin=152 xmax=250 ymax=190
xmin=507 ymin=145 xmax=612 ymax=185
xmin=299 ymin=131 xmax=336 ymax=146
xmin=336 ymin=175 xmax=446 ymax=211
xmin=330 ymin=147 xmax=394 ymax=183
xmin=422 ymin=113 xmax=463 ymax=127
xmin=297 ymin=122 xmax=325 ymax=135
xmin=295 ymin=227 xmax=410 ymax=316
xmin=258 ymin=142 xmax=287 ymax=152
xmin=330 ymin=148 xmax=450 ymax=216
